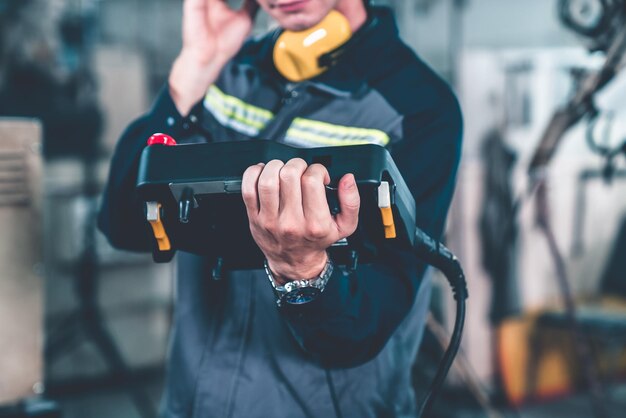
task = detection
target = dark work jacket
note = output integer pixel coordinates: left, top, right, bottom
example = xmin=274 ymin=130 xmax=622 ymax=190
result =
xmin=98 ymin=7 xmax=463 ymax=418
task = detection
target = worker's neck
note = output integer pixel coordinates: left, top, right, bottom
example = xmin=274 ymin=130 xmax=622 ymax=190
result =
xmin=336 ymin=0 xmax=368 ymax=32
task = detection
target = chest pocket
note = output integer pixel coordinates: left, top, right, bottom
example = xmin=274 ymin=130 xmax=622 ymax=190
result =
xmin=283 ymin=117 xmax=390 ymax=148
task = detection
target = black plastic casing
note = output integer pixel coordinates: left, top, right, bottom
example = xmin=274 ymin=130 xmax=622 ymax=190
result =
xmin=136 ymin=141 xmax=416 ymax=268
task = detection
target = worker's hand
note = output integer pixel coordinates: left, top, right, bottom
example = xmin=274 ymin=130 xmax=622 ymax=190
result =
xmin=169 ymin=0 xmax=259 ymax=116
xmin=242 ymin=159 xmax=360 ymax=284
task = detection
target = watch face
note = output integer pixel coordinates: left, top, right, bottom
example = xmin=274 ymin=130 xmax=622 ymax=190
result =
xmin=284 ymin=287 xmax=321 ymax=305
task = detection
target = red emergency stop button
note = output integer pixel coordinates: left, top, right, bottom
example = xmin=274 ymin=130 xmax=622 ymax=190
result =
xmin=147 ymin=133 xmax=177 ymax=146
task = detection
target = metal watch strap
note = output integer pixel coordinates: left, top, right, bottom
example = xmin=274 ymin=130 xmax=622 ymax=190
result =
xmin=264 ymin=255 xmax=334 ymax=307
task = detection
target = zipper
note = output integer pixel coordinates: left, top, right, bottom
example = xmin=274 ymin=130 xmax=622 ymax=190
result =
xmin=281 ymin=83 xmax=300 ymax=106
xmin=256 ymin=83 xmax=306 ymax=141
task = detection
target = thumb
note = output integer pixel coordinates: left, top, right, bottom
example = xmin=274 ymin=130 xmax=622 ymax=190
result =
xmin=335 ymin=173 xmax=360 ymax=237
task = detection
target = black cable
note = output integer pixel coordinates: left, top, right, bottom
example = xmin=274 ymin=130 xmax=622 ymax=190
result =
xmin=413 ymin=228 xmax=469 ymax=418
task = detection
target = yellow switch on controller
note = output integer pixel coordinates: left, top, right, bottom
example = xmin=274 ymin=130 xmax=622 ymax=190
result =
xmin=380 ymin=207 xmax=397 ymax=239
xmin=377 ymin=181 xmax=397 ymax=239
xmin=146 ymin=201 xmax=171 ymax=251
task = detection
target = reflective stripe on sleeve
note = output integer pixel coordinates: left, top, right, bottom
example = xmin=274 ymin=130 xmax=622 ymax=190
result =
xmin=203 ymin=85 xmax=273 ymax=136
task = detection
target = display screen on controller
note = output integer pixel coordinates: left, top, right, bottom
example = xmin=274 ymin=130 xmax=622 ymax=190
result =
xmin=136 ymin=134 xmax=417 ymax=270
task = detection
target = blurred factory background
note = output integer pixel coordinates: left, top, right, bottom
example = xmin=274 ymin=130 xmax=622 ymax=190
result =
xmin=1 ymin=0 xmax=626 ymax=417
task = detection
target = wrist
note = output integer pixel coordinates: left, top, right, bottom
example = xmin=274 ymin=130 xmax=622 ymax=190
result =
xmin=266 ymin=252 xmax=329 ymax=285
xmin=265 ymin=255 xmax=334 ymax=307
xmin=168 ymin=51 xmax=225 ymax=116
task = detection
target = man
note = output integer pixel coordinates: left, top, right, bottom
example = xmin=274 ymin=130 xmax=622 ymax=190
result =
xmin=98 ymin=0 xmax=463 ymax=417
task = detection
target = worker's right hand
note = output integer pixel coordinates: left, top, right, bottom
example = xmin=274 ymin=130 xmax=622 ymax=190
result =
xmin=169 ymin=0 xmax=259 ymax=116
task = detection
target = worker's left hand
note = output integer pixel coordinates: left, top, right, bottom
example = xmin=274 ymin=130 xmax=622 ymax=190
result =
xmin=242 ymin=158 xmax=360 ymax=284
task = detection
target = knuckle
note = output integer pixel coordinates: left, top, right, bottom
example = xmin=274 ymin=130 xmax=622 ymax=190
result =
xmin=242 ymin=164 xmax=261 ymax=179
xmin=309 ymin=163 xmax=328 ymax=176
xmin=287 ymin=157 xmax=308 ymax=169
xmin=241 ymin=190 xmax=257 ymax=206
xmin=305 ymin=223 xmax=327 ymax=239
xmin=259 ymin=217 xmax=277 ymax=234
xmin=248 ymin=219 xmax=262 ymax=232
xmin=241 ymin=188 xmax=256 ymax=203
xmin=278 ymin=222 xmax=300 ymax=239
xmin=301 ymin=172 xmax=320 ymax=188
xmin=266 ymin=159 xmax=285 ymax=169
xmin=278 ymin=165 xmax=298 ymax=182
xmin=345 ymin=198 xmax=361 ymax=210
xmin=257 ymin=178 xmax=278 ymax=194
xmin=241 ymin=181 xmax=259 ymax=205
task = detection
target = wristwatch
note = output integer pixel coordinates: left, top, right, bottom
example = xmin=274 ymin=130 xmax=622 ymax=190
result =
xmin=264 ymin=255 xmax=334 ymax=307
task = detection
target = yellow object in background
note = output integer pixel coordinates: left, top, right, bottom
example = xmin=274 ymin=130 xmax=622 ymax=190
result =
xmin=497 ymin=307 xmax=626 ymax=406
xmin=273 ymin=10 xmax=352 ymax=82
xmin=497 ymin=316 xmax=577 ymax=405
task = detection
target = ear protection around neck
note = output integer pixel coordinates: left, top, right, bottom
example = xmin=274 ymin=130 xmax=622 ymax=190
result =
xmin=273 ymin=10 xmax=352 ymax=82
xmin=272 ymin=5 xmax=378 ymax=83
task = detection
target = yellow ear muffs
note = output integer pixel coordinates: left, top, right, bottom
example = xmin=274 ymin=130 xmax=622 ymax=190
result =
xmin=273 ymin=10 xmax=353 ymax=82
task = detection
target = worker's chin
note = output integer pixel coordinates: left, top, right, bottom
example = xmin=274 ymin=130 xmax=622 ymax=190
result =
xmin=274 ymin=12 xmax=327 ymax=32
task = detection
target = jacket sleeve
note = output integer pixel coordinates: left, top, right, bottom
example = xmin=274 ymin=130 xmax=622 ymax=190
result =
xmin=98 ymin=86 xmax=202 ymax=251
xmin=279 ymin=95 xmax=463 ymax=368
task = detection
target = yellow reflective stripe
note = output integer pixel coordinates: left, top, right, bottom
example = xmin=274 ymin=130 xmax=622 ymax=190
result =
xmin=202 ymin=89 xmax=391 ymax=146
xmin=206 ymin=85 xmax=273 ymax=121
xmin=285 ymin=129 xmax=375 ymax=146
xmin=291 ymin=118 xmax=390 ymax=144
xmin=205 ymin=93 xmax=266 ymax=130
xmin=205 ymin=91 xmax=269 ymax=126
xmin=287 ymin=117 xmax=390 ymax=146
xmin=203 ymin=86 xmax=274 ymax=135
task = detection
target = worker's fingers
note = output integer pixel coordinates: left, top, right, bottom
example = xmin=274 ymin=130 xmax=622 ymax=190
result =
xmin=185 ymin=0 xmax=207 ymax=12
xmin=241 ymin=163 xmax=264 ymax=216
xmin=334 ymin=173 xmax=360 ymax=238
xmin=257 ymin=159 xmax=284 ymax=219
xmin=206 ymin=0 xmax=234 ymax=13
xmin=278 ymin=158 xmax=307 ymax=219
xmin=206 ymin=0 xmax=227 ymax=6
xmin=301 ymin=164 xmax=333 ymax=239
